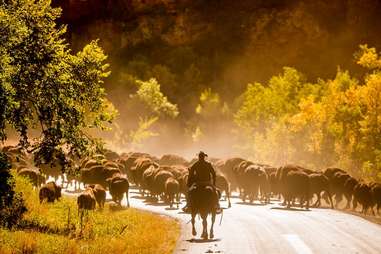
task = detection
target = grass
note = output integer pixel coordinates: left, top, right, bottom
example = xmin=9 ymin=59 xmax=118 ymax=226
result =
xmin=0 ymin=172 xmax=180 ymax=254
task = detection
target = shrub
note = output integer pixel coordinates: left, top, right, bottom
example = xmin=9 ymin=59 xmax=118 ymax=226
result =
xmin=0 ymin=152 xmax=27 ymax=229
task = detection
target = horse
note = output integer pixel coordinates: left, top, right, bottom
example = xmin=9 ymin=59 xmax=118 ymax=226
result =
xmin=188 ymin=184 xmax=219 ymax=240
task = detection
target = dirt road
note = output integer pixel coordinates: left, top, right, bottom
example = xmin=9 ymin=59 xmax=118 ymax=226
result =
xmin=127 ymin=190 xmax=381 ymax=254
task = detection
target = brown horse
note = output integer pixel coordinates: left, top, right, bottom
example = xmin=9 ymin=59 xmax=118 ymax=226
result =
xmin=188 ymin=184 xmax=219 ymax=240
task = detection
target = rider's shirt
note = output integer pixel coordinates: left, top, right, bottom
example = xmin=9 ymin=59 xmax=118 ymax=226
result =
xmin=188 ymin=160 xmax=216 ymax=186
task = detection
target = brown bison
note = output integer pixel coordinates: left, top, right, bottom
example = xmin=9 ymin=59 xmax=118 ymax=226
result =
xmin=141 ymin=165 xmax=161 ymax=196
xmin=330 ymin=172 xmax=351 ymax=207
xmin=80 ymin=165 xmax=121 ymax=187
xmin=323 ymin=167 xmax=347 ymax=180
xmin=233 ymin=160 xmax=255 ymax=196
xmin=371 ymin=183 xmax=381 ymax=215
xmin=88 ymin=184 xmax=106 ymax=208
xmin=108 ymin=175 xmax=130 ymax=207
xmin=268 ymin=171 xmax=280 ymax=198
xmin=179 ymin=171 xmax=189 ymax=197
xmin=159 ymin=154 xmax=189 ymax=166
xmin=278 ymin=166 xmax=310 ymax=210
xmin=241 ymin=165 xmax=269 ymax=204
xmin=343 ymin=176 xmax=359 ymax=209
xmin=216 ymin=174 xmax=231 ymax=207
xmin=215 ymin=157 xmax=246 ymax=193
xmin=353 ymin=183 xmax=375 ymax=215
xmin=77 ymin=187 xmax=96 ymax=211
xmin=165 ymin=177 xmax=180 ymax=208
xmin=130 ymin=157 xmax=158 ymax=188
xmin=103 ymin=149 xmax=120 ymax=161
xmin=152 ymin=169 xmax=174 ymax=197
xmin=39 ymin=182 xmax=62 ymax=203
xmin=18 ymin=168 xmax=46 ymax=187
xmin=309 ymin=173 xmax=333 ymax=208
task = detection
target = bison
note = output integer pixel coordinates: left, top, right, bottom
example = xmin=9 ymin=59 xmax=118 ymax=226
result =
xmin=353 ymin=182 xmax=374 ymax=215
xmin=152 ymin=170 xmax=174 ymax=198
xmin=165 ymin=177 xmax=180 ymax=208
xmin=284 ymin=169 xmax=310 ymax=210
xmin=309 ymin=173 xmax=333 ymax=208
xmin=77 ymin=187 xmax=96 ymax=211
xmin=88 ymin=184 xmax=106 ymax=209
xmin=159 ymin=154 xmax=189 ymax=166
xmin=371 ymin=183 xmax=381 ymax=215
xmin=18 ymin=168 xmax=46 ymax=187
xmin=330 ymin=172 xmax=351 ymax=207
xmin=39 ymin=182 xmax=62 ymax=203
xmin=343 ymin=176 xmax=359 ymax=209
xmin=108 ymin=175 xmax=130 ymax=207
xmin=216 ymin=174 xmax=231 ymax=207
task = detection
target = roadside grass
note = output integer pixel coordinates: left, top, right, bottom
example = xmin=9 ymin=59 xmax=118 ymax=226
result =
xmin=0 ymin=172 xmax=180 ymax=254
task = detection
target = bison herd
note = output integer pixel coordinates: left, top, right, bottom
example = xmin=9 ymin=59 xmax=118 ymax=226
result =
xmin=2 ymin=145 xmax=381 ymax=216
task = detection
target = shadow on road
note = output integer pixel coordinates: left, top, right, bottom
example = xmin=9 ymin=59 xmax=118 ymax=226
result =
xmin=165 ymin=207 xmax=179 ymax=211
xmin=142 ymin=197 xmax=159 ymax=202
xmin=271 ymin=206 xmax=310 ymax=212
xmin=186 ymin=238 xmax=221 ymax=243
xmin=235 ymin=201 xmax=267 ymax=206
xmin=144 ymin=201 xmax=168 ymax=207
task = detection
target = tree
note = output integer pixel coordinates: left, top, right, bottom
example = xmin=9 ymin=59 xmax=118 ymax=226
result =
xmin=111 ymin=78 xmax=179 ymax=150
xmin=0 ymin=152 xmax=27 ymax=229
xmin=0 ymin=0 xmax=115 ymax=164
xmin=0 ymin=0 xmax=114 ymax=227
xmin=133 ymin=78 xmax=179 ymax=119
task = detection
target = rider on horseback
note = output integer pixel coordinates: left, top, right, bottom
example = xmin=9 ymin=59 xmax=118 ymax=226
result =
xmin=182 ymin=151 xmax=222 ymax=213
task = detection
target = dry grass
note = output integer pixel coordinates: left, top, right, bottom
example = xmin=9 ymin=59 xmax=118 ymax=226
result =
xmin=0 ymin=172 xmax=180 ymax=254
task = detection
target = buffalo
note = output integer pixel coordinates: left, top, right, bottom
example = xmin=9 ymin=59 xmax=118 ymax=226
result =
xmin=353 ymin=182 xmax=374 ymax=215
xmin=39 ymin=182 xmax=62 ymax=203
xmin=159 ymin=154 xmax=189 ymax=166
xmin=88 ymin=184 xmax=106 ymax=209
xmin=18 ymin=168 xmax=46 ymax=187
xmin=165 ymin=177 xmax=180 ymax=208
xmin=216 ymin=174 xmax=231 ymax=207
xmin=108 ymin=175 xmax=130 ymax=207
xmin=278 ymin=166 xmax=310 ymax=210
xmin=77 ymin=187 xmax=96 ymax=211
xmin=371 ymin=183 xmax=381 ymax=215
xmin=309 ymin=173 xmax=333 ymax=208
xmin=343 ymin=176 xmax=359 ymax=209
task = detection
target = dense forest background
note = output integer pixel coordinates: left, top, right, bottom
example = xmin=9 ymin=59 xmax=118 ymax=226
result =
xmin=47 ymin=0 xmax=381 ymax=180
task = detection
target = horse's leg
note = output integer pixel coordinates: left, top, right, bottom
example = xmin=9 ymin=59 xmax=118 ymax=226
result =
xmin=201 ymin=213 xmax=208 ymax=240
xmin=210 ymin=212 xmax=216 ymax=239
xmin=191 ymin=213 xmax=197 ymax=236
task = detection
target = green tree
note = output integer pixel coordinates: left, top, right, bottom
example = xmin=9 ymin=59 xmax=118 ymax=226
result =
xmin=0 ymin=0 xmax=115 ymax=164
xmin=111 ymin=78 xmax=178 ymax=150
